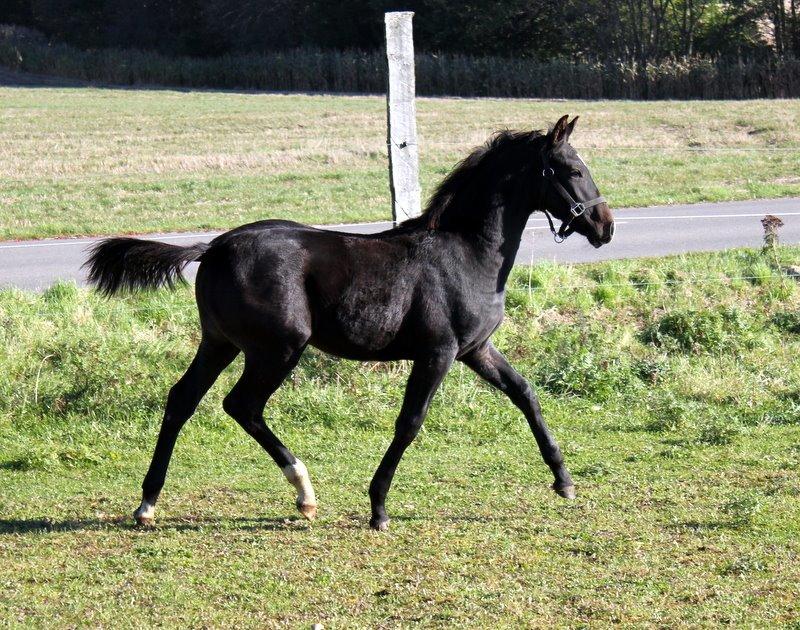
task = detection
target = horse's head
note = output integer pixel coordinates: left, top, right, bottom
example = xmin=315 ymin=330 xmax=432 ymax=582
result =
xmin=538 ymin=115 xmax=615 ymax=248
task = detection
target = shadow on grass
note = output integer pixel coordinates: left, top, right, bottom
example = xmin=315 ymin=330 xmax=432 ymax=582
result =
xmin=0 ymin=515 xmax=312 ymax=535
xmin=332 ymin=512 xmax=555 ymax=532
xmin=1 ymin=508 xmax=566 ymax=535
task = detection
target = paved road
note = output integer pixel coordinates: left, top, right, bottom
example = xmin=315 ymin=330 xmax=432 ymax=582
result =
xmin=2 ymin=198 xmax=800 ymax=291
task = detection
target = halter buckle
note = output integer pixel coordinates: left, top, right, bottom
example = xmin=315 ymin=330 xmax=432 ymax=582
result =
xmin=542 ymin=167 xmax=555 ymax=178
xmin=569 ymin=202 xmax=586 ymax=218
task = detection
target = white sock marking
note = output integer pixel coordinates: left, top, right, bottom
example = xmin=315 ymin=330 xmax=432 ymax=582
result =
xmin=134 ymin=499 xmax=155 ymax=521
xmin=282 ymin=459 xmax=316 ymax=507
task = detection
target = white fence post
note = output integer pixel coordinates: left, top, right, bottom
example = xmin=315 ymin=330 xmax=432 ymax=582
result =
xmin=384 ymin=11 xmax=421 ymax=224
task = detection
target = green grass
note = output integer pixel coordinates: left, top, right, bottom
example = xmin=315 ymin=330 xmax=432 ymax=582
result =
xmin=2 ymin=247 xmax=800 ymax=626
xmin=1 ymin=88 xmax=800 ymax=240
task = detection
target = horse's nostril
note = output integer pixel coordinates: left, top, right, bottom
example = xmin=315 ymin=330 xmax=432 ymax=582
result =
xmin=598 ymin=221 xmax=614 ymax=244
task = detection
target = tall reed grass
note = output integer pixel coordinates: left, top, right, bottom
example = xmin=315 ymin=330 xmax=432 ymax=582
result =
xmin=2 ymin=25 xmax=799 ymax=99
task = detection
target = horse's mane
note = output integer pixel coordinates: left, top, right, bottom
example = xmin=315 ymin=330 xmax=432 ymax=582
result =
xmin=400 ymin=129 xmax=545 ymax=231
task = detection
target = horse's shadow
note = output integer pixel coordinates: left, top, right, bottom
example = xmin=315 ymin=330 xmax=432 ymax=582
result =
xmin=0 ymin=515 xmax=308 ymax=535
xmin=0 ymin=512 xmax=527 ymax=535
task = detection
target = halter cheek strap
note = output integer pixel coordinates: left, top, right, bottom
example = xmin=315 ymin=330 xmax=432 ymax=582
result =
xmin=539 ymin=150 xmax=606 ymax=243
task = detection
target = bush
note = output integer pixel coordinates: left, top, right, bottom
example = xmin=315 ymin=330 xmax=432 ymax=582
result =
xmin=642 ymin=307 xmax=752 ymax=353
xmin=772 ymin=311 xmax=800 ymax=334
xmin=634 ymin=355 xmax=670 ymax=385
xmin=530 ymin=325 xmax=638 ymax=401
xmin=697 ymin=418 xmax=743 ymax=445
xmin=643 ymin=390 xmax=695 ymax=432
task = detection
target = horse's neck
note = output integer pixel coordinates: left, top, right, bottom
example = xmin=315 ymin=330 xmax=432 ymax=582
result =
xmin=430 ymin=150 xmax=540 ymax=292
xmin=467 ymin=197 xmax=530 ymax=292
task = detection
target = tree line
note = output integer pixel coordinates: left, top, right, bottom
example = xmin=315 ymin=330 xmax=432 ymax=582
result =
xmin=2 ymin=0 xmax=799 ymax=62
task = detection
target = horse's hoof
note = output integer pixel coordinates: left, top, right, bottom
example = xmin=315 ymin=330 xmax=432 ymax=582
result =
xmin=297 ymin=501 xmax=317 ymax=521
xmin=133 ymin=512 xmax=155 ymax=527
xmin=133 ymin=501 xmax=156 ymax=526
xmin=552 ymin=483 xmax=577 ymax=500
xmin=370 ymin=517 xmax=390 ymax=532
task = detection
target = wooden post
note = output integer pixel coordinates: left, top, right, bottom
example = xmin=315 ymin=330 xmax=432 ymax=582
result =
xmin=385 ymin=11 xmax=421 ymax=224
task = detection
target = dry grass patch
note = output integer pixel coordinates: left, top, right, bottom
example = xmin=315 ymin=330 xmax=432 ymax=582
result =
xmin=1 ymin=89 xmax=800 ymax=239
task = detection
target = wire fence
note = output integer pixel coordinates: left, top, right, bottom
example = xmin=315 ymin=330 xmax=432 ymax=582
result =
xmin=5 ymin=262 xmax=794 ymax=320
xmin=510 ymin=274 xmax=791 ymax=293
xmin=417 ymin=143 xmax=800 ymax=153
xmin=195 ymin=135 xmax=800 ymax=153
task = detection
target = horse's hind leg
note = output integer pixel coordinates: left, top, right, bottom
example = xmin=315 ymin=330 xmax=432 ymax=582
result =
xmin=222 ymin=344 xmax=317 ymax=520
xmin=134 ymin=336 xmax=239 ymax=525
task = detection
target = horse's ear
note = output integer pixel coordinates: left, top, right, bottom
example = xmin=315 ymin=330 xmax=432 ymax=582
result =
xmin=566 ymin=116 xmax=579 ymax=139
xmin=547 ymin=115 xmax=570 ymax=148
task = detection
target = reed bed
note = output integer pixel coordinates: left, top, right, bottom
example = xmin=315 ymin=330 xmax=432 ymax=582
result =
xmin=3 ymin=25 xmax=800 ymax=99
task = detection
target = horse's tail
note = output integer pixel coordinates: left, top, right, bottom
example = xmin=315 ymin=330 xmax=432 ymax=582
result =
xmin=84 ymin=237 xmax=210 ymax=296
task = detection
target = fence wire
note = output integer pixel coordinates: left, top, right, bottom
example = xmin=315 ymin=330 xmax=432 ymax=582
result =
xmin=413 ymin=143 xmax=800 ymax=152
xmin=4 ymin=270 xmax=793 ymax=320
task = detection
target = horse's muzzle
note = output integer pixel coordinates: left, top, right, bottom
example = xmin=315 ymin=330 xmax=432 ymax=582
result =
xmin=593 ymin=202 xmax=615 ymax=245
xmin=600 ymin=220 xmax=615 ymax=244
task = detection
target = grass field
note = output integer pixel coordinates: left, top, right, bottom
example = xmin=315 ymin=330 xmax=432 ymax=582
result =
xmin=2 ymin=246 xmax=799 ymax=626
xmin=1 ymin=87 xmax=800 ymax=240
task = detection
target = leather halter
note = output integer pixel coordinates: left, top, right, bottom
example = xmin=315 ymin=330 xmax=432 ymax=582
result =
xmin=538 ymin=150 xmax=606 ymax=243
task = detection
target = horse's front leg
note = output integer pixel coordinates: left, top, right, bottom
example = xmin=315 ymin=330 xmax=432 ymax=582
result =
xmin=369 ymin=349 xmax=455 ymax=531
xmin=462 ymin=342 xmax=575 ymax=499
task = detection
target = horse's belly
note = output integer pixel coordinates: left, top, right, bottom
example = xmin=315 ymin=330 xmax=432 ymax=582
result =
xmin=308 ymin=269 xmax=418 ymax=355
xmin=309 ymin=298 xmax=411 ymax=359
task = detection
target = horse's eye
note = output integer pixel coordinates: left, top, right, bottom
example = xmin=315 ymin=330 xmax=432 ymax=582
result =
xmin=570 ymin=170 xmax=583 ymax=178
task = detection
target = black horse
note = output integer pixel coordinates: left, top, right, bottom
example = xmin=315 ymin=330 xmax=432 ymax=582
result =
xmin=86 ymin=115 xmax=614 ymax=531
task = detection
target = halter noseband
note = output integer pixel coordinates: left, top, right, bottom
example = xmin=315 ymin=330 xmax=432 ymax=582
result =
xmin=538 ymin=150 xmax=606 ymax=243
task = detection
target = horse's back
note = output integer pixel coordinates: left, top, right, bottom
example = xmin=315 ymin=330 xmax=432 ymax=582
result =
xmin=194 ymin=220 xmax=428 ymax=356
xmin=194 ymin=220 xmax=502 ymax=360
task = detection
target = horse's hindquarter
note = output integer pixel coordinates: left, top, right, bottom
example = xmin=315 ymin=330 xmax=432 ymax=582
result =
xmin=195 ymin=221 xmax=318 ymax=347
